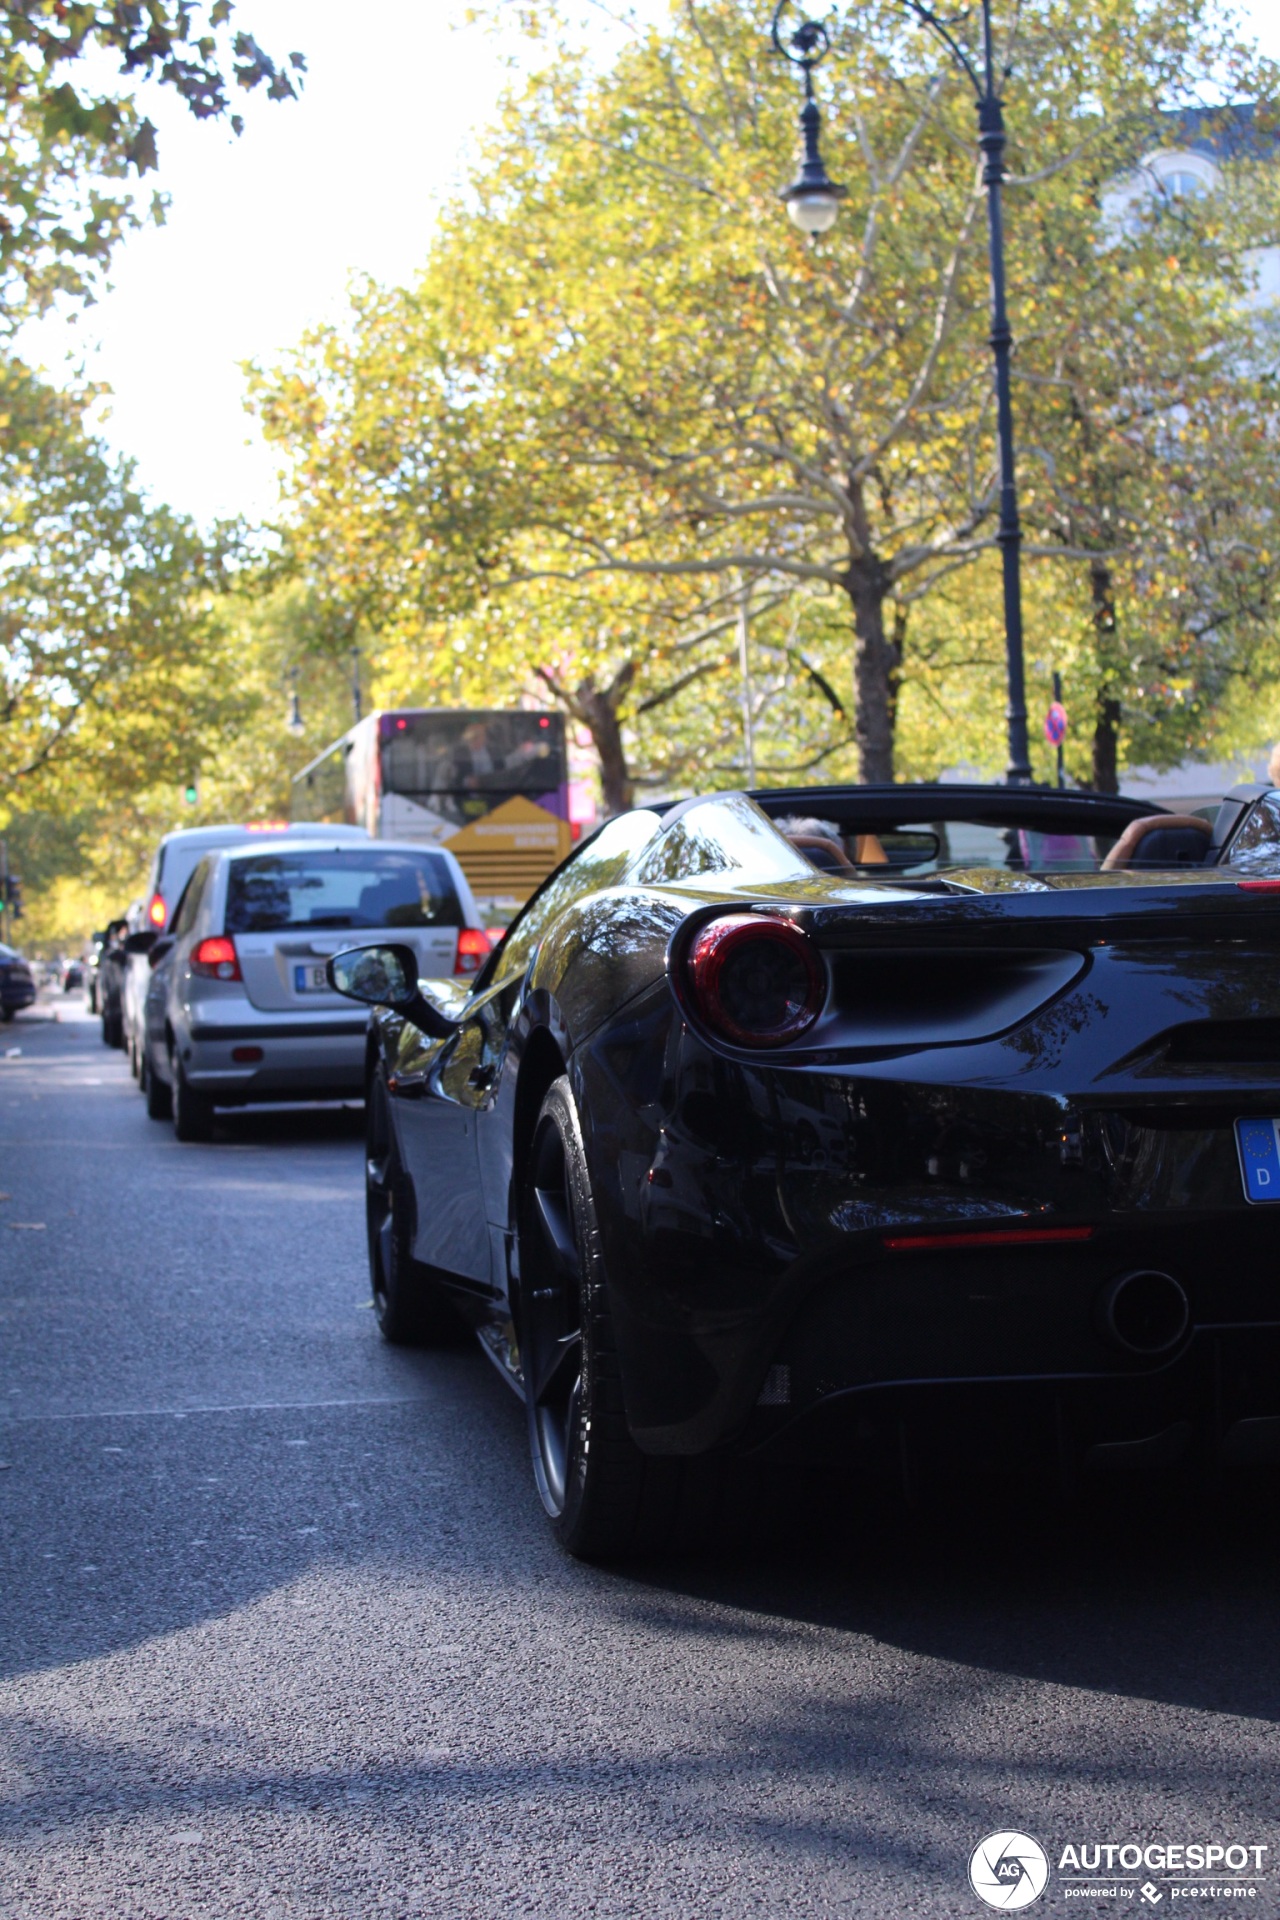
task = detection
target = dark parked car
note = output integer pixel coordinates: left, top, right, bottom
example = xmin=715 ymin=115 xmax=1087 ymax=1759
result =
xmin=0 ymin=943 xmax=36 ymax=1021
xmin=326 ymin=780 xmax=1280 ymax=1560
xmin=97 ymin=917 xmax=131 ymax=1047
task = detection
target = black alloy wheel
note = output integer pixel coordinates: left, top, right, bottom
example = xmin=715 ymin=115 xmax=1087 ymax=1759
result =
xmin=170 ymin=1049 xmax=215 ymax=1143
xmin=364 ymin=1070 xmax=455 ymax=1345
xmin=520 ymin=1075 xmax=682 ymax=1561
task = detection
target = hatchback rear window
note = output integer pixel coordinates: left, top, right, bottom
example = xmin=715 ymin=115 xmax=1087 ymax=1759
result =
xmin=224 ymin=850 xmax=463 ymax=933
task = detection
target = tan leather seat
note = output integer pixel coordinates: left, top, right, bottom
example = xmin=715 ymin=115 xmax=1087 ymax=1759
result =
xmin=1100 ymin=814 xmax=1212 ymax=870
xmin=787 ymin=833 xmax=856 ymax=874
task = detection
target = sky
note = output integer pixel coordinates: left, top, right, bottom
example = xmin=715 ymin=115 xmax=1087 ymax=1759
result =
xmin=19 ymin=1 xmax=520 ymax=526
xmin=17 ymin=0 xmax=1280 ymax=532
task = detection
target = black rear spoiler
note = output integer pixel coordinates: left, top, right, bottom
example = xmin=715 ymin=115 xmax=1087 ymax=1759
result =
xmin=794 ymin=876 xmax=1280 ymax=950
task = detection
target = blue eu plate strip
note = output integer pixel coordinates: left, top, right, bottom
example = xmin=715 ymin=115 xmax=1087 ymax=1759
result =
xmin=1236 ymin=1118 xmax=1280 ymax=1203
xmin=293 ymin=965 xmax=307 ymax=990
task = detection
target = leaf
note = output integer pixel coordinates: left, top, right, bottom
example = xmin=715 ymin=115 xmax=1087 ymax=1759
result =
xmin=128 ymin=118 xmax=159 ymax=174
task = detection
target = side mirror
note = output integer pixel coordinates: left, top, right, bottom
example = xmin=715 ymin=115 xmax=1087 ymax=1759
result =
xmin=148 ymin=936 xmax=175 ymax=970
xmin=326 ymin=943 xmax=462 ymax=1039
xmin=124 ymin=930 xmax=158 ymax=956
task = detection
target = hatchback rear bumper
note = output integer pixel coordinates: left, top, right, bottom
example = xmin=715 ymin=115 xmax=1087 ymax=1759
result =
xmin=181 ymin=1022 xmax=367 ymax=1102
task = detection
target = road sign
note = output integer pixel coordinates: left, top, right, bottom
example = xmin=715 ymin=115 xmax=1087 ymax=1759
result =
xmin=1045 ymin=701 xmax=1067 ymax=746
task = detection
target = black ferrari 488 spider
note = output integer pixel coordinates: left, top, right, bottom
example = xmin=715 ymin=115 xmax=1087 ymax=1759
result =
xmin=327 ymin=779 xmax=1280 ymax=1558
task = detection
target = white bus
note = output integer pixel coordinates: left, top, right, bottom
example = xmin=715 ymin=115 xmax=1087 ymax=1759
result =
xmin=291 ymin=708 xmax=572 ymax=914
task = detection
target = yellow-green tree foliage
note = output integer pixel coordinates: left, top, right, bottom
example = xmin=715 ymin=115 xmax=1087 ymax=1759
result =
xmin=1 ymin=575 xmax=373 ymax=943
xmin=254 ymin=0 xmax=1279 ymax=797
xmin=0 ymin=0 xmax=303 ymax=326
xmin=0 ymin=356 xmax=253 ymax=816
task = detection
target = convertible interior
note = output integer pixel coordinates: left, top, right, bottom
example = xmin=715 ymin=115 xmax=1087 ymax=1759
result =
xmin=749 ymin=782 xmax=1278 ymax=881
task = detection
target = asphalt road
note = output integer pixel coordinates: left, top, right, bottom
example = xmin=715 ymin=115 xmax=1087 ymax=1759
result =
xmin=2 ymin=1002 xmax=1279 ymax=1920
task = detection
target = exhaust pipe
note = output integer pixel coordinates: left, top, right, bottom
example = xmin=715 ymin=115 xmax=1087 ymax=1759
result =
xmin=1097 ymin=1269 xmax=1190 ymax=1357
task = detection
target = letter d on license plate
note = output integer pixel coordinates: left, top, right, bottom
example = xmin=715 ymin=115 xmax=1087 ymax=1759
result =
xmin=1236 ymin=1118 xmax=1280 ymax=1202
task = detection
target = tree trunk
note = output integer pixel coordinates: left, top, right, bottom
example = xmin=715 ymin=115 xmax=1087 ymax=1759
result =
xmin=845 ymin=552 xmax=900 ymax=784
xmin=575 ymin=671 xmax=634 ymax=816
xmin=1092 ymin=696 xmax=1121 ymax=794
xmin=1089 ymin=558 xmax=1121 ymax=794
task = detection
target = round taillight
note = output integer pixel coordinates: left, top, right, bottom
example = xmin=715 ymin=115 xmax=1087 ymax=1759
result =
xmin=685 ymin=914 xmax=825 ymax=1047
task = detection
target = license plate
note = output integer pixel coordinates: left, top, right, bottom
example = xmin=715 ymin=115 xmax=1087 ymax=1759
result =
xmin=294 ymin=964 xmax=330 ymax=994
xmin=1236 ymin=1118 xmax=1280 ymax=1202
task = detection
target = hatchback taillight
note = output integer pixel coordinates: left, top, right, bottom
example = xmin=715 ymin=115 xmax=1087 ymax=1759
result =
xmin=685 ymin=914 xmax=825 ymax=1047
xmin=147 ymin=892 xmax=167 ymax=929
xmin=454 ymin=927 xmax=491 ymax=976
xmin=191 ymin=936 xmax=242 ymax=981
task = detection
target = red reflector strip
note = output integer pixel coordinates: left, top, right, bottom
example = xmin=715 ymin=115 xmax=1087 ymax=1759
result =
xmin=1237 ymin=880 xmax=1280 ymax=892
xmin=882 ymin=1226 xmax=1095 ymax=1253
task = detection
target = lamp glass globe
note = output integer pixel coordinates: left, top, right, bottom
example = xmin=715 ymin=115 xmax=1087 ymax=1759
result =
xmin=786 ymin=191 xmax=840 ymax=235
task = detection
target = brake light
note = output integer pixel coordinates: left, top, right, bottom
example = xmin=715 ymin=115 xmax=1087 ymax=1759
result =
xmin=686 ymin=914 xmax=825 ymax=1047
xmin=883 ymin=1225 xmax=1094 ymax=1252
xmin=1237 ymin=880 xmax=1280 ymax=892
xmin=191 ymin=936 xmax=242 ymax=981
xmin=147 ymin=893 xmax=167 ymax=929
xmin=245 ymin=820 xmax=289 ymax=831
xmin=454 ymin=927 xmax=491 ymax=976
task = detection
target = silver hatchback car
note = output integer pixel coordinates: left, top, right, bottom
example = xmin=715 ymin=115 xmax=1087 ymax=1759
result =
xmin=141 ymin=837 xmax=488 ymax=1140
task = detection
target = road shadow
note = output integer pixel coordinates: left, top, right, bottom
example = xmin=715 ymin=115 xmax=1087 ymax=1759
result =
xmin=0 ymin=1339 xmax=524 ymax=1690
xmin=613 ymin=1462 xmax=1280 ymax=1727
xmin=208 ymin=1102 xmax=366 ymax=1146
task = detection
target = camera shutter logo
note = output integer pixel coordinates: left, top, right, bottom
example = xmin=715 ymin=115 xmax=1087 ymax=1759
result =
xmin=968 ymin=1831 xmax=1050 ymax=1909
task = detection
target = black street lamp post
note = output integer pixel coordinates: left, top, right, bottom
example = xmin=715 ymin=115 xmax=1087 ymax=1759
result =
xmin=771 ymin=0 xmax=1033 ymax=785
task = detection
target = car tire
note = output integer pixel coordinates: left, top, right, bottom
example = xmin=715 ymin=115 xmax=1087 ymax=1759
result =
xmin=365 ymin=1070 xmax=457 ymax=1345
xmin=127 ymin=1031 xmax=140 ymax=1081
xmin=171 ymin=1052 xmax=215 ymax=1143
xmin=102 ymin=1009 xmax=123 ymax=1049
xmin=145 ymin=1055 xmax=172 ymax=1120
xmin=520 ymin=1074 xmax=683 ymax=1563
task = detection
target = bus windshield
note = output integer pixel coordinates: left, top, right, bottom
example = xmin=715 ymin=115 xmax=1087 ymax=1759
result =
xmin=380 ymin=711 xmax=564 ymax=829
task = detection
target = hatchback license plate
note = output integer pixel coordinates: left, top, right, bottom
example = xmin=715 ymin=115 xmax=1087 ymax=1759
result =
xmin=294 ymin=964 xmax=330 ymax=994
xmin=1236 ymin=1118 xmax=1280 ymax=1202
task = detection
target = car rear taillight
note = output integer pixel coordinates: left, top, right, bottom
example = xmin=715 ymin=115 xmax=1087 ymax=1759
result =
xmin=1237 ymin=880 xmax=1280 ymax=892
xmin=147 ymin=893 xmax=167 ymax=929
xmin=191 ymin=936 xmax=242 ymax=981
xmin=685 ymin=914 xmax=825 ymax=1047
xmin=454 ymin=927 xmax=492 ymax=976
